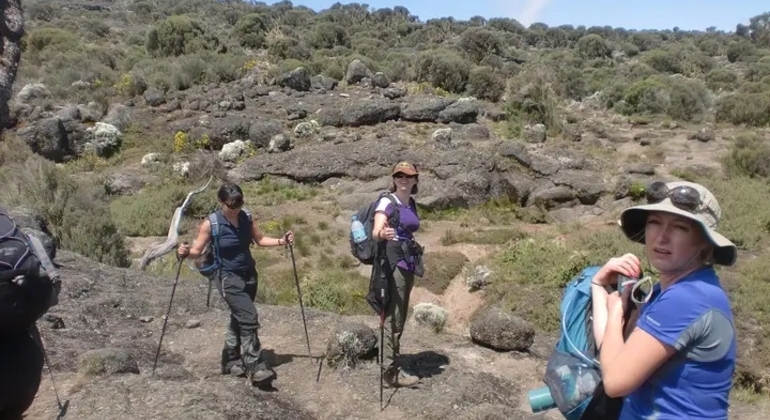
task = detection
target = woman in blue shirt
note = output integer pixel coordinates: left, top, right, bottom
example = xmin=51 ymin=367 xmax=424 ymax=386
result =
xmin=590 ymin=181 xmax=737 ymax=419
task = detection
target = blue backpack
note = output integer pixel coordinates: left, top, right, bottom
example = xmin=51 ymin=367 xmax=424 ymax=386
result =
xmin=192 ymin=208 xmax=252 ymax=277
xmin=535 ymin=266 xmax=626 ymax=420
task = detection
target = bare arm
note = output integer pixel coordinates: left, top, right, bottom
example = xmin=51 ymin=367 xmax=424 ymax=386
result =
xmin=591 ymin=282 xmax=610 ymax=349
xmin=372 ymin=211 xmax=388 ymax=240
xmin=252 ymin=219 xmax=288 ymax=247
xmin=186 ymin=219 xmax=212 ymax=259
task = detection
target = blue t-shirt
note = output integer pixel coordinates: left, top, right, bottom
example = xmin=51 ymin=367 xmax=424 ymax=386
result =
xmin=620 ymin=266 xmax=736 ymax=420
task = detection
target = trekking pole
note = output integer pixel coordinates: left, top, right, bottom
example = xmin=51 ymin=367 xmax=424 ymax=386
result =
xmin=206 ymin=279 xmax=213 ymax=308
xmin=379 ymin=312 xmax=385 ymax=411
xmin=35 ymin=328 xmax=69 ymax=419
xmin=287 ymin=240 xmax=313 ymax=360
xmin=152 ymin=244 xmax=186 ymax=376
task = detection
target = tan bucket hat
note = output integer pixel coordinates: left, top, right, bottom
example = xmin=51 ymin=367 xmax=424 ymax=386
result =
xmin=619 ymin=180 xmax=737 ymax=267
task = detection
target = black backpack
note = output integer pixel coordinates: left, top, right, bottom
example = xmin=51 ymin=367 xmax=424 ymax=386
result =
xmin=0 ymin=208 xmax=60 ymax=334
xmin=349 ymin=192 xmax=415 ymax=265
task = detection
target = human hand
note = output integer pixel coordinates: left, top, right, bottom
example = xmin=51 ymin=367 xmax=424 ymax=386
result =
xmin=593 ymin=253 xmax=642 ymax=287
xmin=177 ymin=242 xmax=190 ymax=259
xmin=379 ymin=227 xmax=396 ymax=241
xmin=607 ymin=285 xmax=633 ymax=319
xmin=282 ymin=230 xmax=294 ymax=246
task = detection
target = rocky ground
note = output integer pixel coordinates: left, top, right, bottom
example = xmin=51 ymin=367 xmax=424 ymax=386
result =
xmin=6 ymin=37 xmax=770 ymax=420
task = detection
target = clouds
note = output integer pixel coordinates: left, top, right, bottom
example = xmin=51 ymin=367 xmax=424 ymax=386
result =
xmin=502 ymin=0 xmax=552 ymax=27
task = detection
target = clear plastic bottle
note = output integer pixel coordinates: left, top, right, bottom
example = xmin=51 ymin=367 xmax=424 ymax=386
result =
xmin=351 ymin=215 xmax=367 ymax=243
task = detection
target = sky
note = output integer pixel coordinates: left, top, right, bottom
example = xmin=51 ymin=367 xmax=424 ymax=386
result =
xmin=286 ymin=0 xmax=767 ymax=32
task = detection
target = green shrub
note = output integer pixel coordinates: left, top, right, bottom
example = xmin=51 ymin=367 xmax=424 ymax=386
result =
xmin=466 ymin=66 xmax=505 ymax=102
xmin=715 ymin=93 xmax=770 ymax=127
xmin=109 ymin=179 xmax=219 ymax=237
xmin=722 ymin=132 xmax=770 ymax=180
xmin=413 ymin=49 xmax=470 ymax=94
xmin=705 ymin=68 xmax=739 ymax=92
xmin=146 ymin=15 xmax=219 ymax=57
xmin=0 ymin=156 xmax=130 ymax=267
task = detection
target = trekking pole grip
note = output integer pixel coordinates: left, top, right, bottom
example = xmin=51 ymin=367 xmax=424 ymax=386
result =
xmin=178 ymin=241 xmax=188 ymax=262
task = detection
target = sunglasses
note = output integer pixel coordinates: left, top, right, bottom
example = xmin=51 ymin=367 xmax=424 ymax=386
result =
xmin=223 ymin=200 xmax=243 ymax=210
xmin=646 ymin=182 xmax=718 ymax=221
xmin=393 ymin=173 xmax=417 ymax=179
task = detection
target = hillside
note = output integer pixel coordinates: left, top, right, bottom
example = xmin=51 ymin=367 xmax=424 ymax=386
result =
xmin=3 ymin=1 xmax=770 ymax=419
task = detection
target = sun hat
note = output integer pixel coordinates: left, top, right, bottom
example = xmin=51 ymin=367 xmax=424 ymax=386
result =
xmin=619 ymin=180 xmax=737 ymax=267
xmin=392 ymin=161 xmax=418 ymax=176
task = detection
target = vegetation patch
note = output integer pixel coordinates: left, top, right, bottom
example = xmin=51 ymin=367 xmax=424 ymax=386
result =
xmin=420 ymin=251 xmax=470 ymax=295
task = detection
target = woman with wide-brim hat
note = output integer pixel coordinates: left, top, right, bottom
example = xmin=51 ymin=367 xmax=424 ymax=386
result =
xmin=590 ymin=180 xmax=737 ymax=419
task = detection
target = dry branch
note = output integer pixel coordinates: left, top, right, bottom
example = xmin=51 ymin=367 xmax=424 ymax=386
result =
xmin=138 ymin=176 xmax=214 ymax=271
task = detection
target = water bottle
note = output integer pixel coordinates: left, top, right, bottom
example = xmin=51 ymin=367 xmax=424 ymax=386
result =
xmin=351 ymin=215 xmax=367 ymax=244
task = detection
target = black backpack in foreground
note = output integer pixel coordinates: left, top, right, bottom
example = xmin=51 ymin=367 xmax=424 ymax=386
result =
xmin=0 ymin=208 xmax=60 ymax=334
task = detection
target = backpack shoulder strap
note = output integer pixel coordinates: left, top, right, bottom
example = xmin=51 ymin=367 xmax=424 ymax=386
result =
xmin=208 ymin=212 xmax=220 ymax=237
xmin=383 ymin=192 xmax=402 ymax=228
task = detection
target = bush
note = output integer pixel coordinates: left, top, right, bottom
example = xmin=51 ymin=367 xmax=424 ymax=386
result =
xmin=484 ymin=228 xmax=643 ymax=331
xmin=618 ymin=75 xmax=709 ymax=121
xmin=466 ymin=66 xmax=505 ymax=101
xmin=715 ymin=93 xmax=770 ymax=127
xmin=722 ymin=132 xmax=770 ymax=180
xmin=0 ymin=156 xmax=130 ymax=267
xmin=413 ymin=49 xmax=470 ymax=94
xmin=109 ymin=179 xmax=219 ymax=237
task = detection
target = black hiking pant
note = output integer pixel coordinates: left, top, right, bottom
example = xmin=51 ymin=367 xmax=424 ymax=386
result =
xmin=213 ymin=270 xmax=269 ymax=376
xmin=0 ymin=325 xmax=44 ymax=419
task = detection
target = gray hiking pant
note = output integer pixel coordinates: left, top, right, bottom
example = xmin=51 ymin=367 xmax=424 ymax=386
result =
xmin=383 ymin=267 xmax=415 ymax=367
xmin=0 ymin=326 xmax=44 ymax=419
xmin=213 ymin=270 xmax=268 ymax=375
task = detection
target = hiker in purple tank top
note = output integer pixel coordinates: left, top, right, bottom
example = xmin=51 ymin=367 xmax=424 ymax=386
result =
xmin=371 ymin=161 xmax=425 ymax=388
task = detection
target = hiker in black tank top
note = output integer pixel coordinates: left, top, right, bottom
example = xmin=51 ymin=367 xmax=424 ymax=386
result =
xmin=177 ymin=182 xmax=295 ymax=386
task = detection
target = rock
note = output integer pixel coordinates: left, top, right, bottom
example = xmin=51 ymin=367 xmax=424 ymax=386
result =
xmin=432 ymin=127 xmax=452 ymax=148
xmin=523 ymin=123 xmax=547 ymax=143
xmin=105 ymin=166 xmax=159 ymax=195
xmin=218 ymin=140 xmax=248 ymax=162
xmin=469 ymin=306 xmax=535 ymax=352
xmin=16 ymin=83 xmax=50 ymax=103
xmin=143 ymin=88 xmax=166 ymax=107
xmin=17 ymin=117 xmax=69 ymax=161
xmin=345 ymin=59 xmax=372 ymax=85
xmin=340 ymin=100 xmax=401 ymax=127
xmin=268 ymin=134 xmax=292 ymax=153
xmin=141 ymin=153 xmax=163 ymax=166
xmin=693 ymin=127 xmax=715 ymax=142
xmin=293 ymin=120 xmax=319 ymax=138
xmin=466 ymin=265 xmax=492 ymax=291
xmin=371 ymin=72 xmax=390 ymax=88
xmin=310 ymin=74 xmax=338 ymax=91
xmin=6 ymin=207 xmax=48 ymax=232
xmin=22 ymin=228 xmax=56 ymax=261
xmin=86 ymin=122 xmax=122 ymax=158
xmin=248 ymin=118 xmax=283 ymax=148
xmin=412 ymin=303 xmax=448 ymax=333
xmin=383 ymin=87 xmax=406 ymax=99
xmin=78 ymin=348 xmax=140 ymax=376
xmin=278 ymin=67 xmax=312 ymax=92
xmin=324 ymin=322 xmax=378 ymax=368
xmin=185 ymin=319 xmax=201 ymax=329
xmin=102 ymin=104 xmax=131 ymax=132
xmin=401 ymin=98 xmax=455 ymax=122
xmin=437 ymin=99 xmax=479 ymax=124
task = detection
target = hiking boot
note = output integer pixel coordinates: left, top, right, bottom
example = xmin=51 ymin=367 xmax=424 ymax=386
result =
xmin=383 ymin=366 xmax=420 ymax=388
xmin=248 ymin=366 xmax=277 ymax=386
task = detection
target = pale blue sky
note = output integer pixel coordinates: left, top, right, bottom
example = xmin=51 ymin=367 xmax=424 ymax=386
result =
xmin=287 ymin=0 xmax=767 ymax=32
